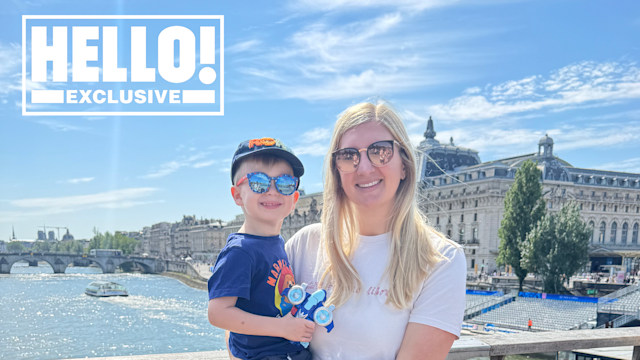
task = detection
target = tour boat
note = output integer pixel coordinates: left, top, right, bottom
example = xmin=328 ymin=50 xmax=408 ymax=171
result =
xmin=84 ymin=281 xmax=128 ymax=297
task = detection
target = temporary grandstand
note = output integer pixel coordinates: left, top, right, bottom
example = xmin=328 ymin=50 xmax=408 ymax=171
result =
xmin=465 ymin=290 xmax=596 ymax=331
xmin=465 ymin=286 xmax=640 ymax=332
xmin=596 ymin=284 xmax=640 ymax=328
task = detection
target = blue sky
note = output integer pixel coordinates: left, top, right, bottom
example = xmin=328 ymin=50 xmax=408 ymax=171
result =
xmin=1 ymin=0 xmax=639 ymax=240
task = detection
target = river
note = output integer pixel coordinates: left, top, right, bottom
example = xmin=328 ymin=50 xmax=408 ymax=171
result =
xmin=0 ymin=262 xmax=225 ymax=359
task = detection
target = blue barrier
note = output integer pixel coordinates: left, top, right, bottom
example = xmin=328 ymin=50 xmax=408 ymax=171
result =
xmin=518 ymin=291 xmax=599 ymax=303
xmin=467 ymin=289 xmax=504 ymax=296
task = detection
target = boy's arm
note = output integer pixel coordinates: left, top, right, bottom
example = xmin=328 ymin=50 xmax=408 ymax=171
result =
xmin=208 ymin=296 xmax=315 ymax=342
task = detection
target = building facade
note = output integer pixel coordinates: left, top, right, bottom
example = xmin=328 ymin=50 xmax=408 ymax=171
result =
xmin=416 ymin=118 xmax=640 ymax=275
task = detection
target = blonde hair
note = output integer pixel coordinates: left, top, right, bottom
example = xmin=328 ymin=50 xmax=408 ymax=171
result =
xmin=320 ymin=101 xmax=450 ymax=309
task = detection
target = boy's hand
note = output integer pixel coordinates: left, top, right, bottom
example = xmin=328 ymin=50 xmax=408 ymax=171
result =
xmin=279 ymin=312 xmax=315 ymax=342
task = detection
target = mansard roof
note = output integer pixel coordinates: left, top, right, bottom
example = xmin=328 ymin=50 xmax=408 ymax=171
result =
xmin=418 ymin=121 xmax=640 ymax=190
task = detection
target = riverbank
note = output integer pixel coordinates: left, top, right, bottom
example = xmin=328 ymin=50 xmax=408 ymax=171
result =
xmin=161 ymin=271 xmax=207 ymax=290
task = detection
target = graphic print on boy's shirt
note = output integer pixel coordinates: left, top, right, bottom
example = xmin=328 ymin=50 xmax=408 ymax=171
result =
xmin=267 ymin=258 xmax=296 ymax=316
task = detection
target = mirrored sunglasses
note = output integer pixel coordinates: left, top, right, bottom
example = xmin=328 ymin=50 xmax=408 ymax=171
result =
xmin=332 ymin=140 xmax=400 ymax=173
xmin=236 ymin=172 xmax=299 ymax=195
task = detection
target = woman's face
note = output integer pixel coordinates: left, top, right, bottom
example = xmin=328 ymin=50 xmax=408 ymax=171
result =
xmin=337 ymin=121 xmax=406 ymax=213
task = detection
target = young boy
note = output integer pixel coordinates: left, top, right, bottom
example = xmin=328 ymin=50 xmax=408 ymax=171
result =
xmin=208 ymin=137 xmax=314 ymax=360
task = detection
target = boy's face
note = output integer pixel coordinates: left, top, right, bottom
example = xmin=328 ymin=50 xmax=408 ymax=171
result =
xmin=231 ymin=159 xmax=299 ymax=234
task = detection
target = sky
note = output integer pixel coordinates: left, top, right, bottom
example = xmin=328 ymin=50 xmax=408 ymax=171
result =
xmin=1 ymin=0 xmax=639 ymax=241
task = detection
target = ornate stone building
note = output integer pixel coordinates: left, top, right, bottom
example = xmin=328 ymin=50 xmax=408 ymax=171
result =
xmin=416 ymin=118 xmax=640 ymax=275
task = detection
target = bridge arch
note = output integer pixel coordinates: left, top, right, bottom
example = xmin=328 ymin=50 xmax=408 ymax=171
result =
xmin=119 ymin=259 xmax=154 ymax=273
xmin=0 ymin=253 xmax=163 ymax=274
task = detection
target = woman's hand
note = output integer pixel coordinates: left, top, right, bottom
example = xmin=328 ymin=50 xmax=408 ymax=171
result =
xmin=396 ymin=323 xmax=457 ymax=360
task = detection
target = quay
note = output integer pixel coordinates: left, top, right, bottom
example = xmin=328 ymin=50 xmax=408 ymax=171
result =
xmin=66 ymin=328 xmax=639 ymax=360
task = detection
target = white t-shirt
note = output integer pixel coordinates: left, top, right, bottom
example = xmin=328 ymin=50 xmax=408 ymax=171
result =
xmin=285 ymin=223 xmax=466 ymax=360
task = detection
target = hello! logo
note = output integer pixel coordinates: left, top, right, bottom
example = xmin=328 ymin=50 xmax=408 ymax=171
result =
xmin=22 ymin=15 xmax=224 ymax=116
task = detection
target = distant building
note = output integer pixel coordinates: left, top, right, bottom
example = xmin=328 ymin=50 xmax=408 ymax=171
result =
xmin=61 ymin=229 xmax=74 ymax=241
xmin=281 ymin=193 xmax=322 ymax=239
xmin=132 ymin=191 xmax=324 ymax=262
xmin=416 ymin=118 xmax=640 ymax=275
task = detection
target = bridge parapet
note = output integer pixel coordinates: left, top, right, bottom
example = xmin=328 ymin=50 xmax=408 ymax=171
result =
xmin=0 ymin=252 xmax=164 ymax=274
xmin=447 ymin=327 xmax=640 ymax=360
xmin=64 ymin=328 xmax=640 ymax=360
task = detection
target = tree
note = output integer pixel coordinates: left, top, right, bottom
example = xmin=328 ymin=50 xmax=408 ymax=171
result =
xmin=32 ymin=241 xmax=51 ymax=253
xmin=88 ymin=230 xmax=138 ymax=255
xmin=522 ymin=203 xmax=591 ymax=294
xmin=7 ymin=241 xmax=26 ymax=253
xmin=497 ymin=160 xmax=546 ymax=292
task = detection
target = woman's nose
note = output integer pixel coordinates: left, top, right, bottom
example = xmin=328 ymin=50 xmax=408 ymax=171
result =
xmin=356 ymin=151 xmax=375 ymax=173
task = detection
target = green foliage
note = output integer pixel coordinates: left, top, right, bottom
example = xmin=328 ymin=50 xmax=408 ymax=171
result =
xmin=522 ymin=203 xmax=591 ymax=293
xmin=55 ymin=240 xmax=84 ymax=254
xmin=88 ymin=231 xmax=138 ymax=255
xmin=31 ymin=240 xmax=85 ymax=254
xmin=7 ymin=241 xmax=26 ymax=252
xmin=497 ymin=160 xmax=546 ymax=292
xmin=32 ymin=241 xmax=51 ymax=253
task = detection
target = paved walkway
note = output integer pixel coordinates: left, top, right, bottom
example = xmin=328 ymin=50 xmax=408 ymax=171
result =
xmin=191 ymin=262 xmax=214 ymax=279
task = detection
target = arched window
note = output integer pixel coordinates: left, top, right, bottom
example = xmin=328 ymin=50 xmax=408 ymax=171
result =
xmin=589 ymin=221 xmax=595 ymax=243
xmin=599 ymin=222 xmax=606 ymax=244
xmin=621 ymin=223 xmax=628 ymax=244
xmin=473 ymin=227 xmax=478 ymax=241
xmin=610 ymin=222 xmax=617 ymax=243
xmin=633 ymin=223 xmax=639 ymax=244
xmin=459 ymin=228 xmax=465 ymax=243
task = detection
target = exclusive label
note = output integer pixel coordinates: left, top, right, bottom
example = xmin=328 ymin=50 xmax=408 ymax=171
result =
xmin=22 ymin=15 xmax=224 ymax=116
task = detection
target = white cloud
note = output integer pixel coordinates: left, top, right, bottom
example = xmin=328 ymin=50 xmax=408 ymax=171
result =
xmin=596 ymin=157 xmax=640 ymax=174
xmin=66 ymin=177 xmax=95 ymax=184
xmin=293 ymin=127 xmax=332 ymax=156
xmin=33 ymin=119 xmax=87 ymax=132
xmin=408 ymin=119 xmax=640 ymax=163
xmin=234 ymin=12 xmax=475 ymax=101
xmin=429 ymin=61 xmax=640 ymax=122
xmin=142 ymin=161 xmax=183 ymax=179
xmin=288 ymin=0 xmax=459 ymax=13
xmin=227 ymin=39 xmax=262 ymax=54
xmin=12 ymin=188 xmax=158 ymax=209
xmin=0 ymin=42 xmax=21 ymax=96
xmin=0 ymin=188 xmax=160 ymax=223
xmin=142 ymin=151 xmax=217 ymax=178
xmin=193 ymin=160 xmax=217 ymax=168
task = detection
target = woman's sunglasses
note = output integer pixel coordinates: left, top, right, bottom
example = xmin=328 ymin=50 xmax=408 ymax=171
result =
xmin=236 ymin=172 xmax=299 ymax=196
xmin=332 ymin=140 xmax=401 ymax=173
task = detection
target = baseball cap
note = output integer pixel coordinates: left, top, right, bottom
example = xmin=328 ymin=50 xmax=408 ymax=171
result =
xmin=230 ymin=137 xmax=305 ymax=183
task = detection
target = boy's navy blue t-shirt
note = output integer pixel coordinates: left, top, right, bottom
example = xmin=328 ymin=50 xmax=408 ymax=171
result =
xmin=208 ymin=233 xmax=303 ymax=360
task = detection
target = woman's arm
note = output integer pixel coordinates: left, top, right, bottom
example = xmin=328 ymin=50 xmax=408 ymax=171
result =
xmin=396 ymin=323 xmax=456 ymax=360
xmin=225 ymin=330 xmax=241 ymax=360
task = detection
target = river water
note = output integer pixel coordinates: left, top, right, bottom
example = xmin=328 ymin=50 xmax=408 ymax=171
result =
xmin=0 ymin=262 xmax=225 ymax=359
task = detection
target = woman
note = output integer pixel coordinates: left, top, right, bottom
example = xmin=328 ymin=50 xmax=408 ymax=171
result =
xmin=286 ymin=102 xmax=466 ymax=360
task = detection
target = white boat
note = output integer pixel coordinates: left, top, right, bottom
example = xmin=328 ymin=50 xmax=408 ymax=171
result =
xmin=85 ymin=281 xmax=128 ymax=297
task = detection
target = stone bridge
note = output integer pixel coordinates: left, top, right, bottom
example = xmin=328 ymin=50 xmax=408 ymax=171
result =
xmin=0 ymin=252 xmax=165 ymax=274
